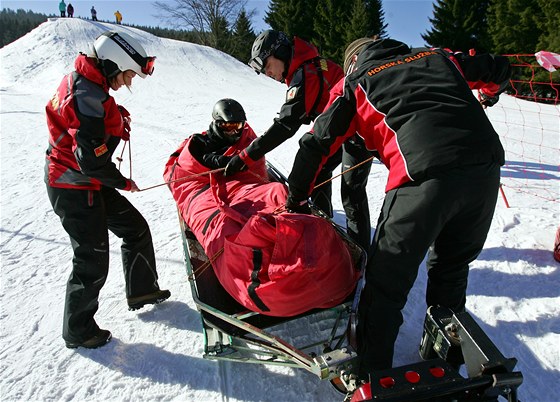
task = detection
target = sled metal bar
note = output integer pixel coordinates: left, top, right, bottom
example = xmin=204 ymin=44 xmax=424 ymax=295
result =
xmin=193 ymin=300 xmax=316 ymax=370
xmin=197 ymin=300 xmax=358 ymax=381
xmin=204 ymin=351 xmax=303 ymax=368
xmin=452 ymin=311 xmax=519 ymax=378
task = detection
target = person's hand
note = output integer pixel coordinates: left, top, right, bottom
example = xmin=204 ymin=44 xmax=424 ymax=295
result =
xmin=478 ymin=91 xmax=500 ymax=108
xmin=129 ymin=180 xmax=139 ymax=192
xmin=285 ymin=196 xmax=311 ymax=214
xmin=118 ymin=105 xmax=131 ymax=141
xmin=224 ymin=155 xmax=247 ymax=176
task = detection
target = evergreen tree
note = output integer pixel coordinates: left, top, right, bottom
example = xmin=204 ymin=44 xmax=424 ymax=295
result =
xmin=210 ymin=15 xmax=230 ymax=51
xmin=230 ymin=9 xmax=256 ymax=63
xmin=422 ymin=0 xmax=491 ymax=52
xmin=1 ymin=8 xmax=52 ymax=48
xmin=265 ymin=0 xmax=318 ymax=40
xmin=488 ymin=0 xmax=541 ymax=54
xmin=535 ymin=0 xmax=560 ymax=52
xmin=313 ymin=0 xmax=347 ymax=63
xmin=344 ymin=0 xmax=370 ymax=46
xmin=364 ymin=0 xmax=387 ymax=38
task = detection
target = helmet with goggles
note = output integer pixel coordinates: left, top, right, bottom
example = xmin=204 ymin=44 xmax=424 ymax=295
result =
xmin=212 ymin=98 xmax=246 ymax=143
xmin=248 ymin=30 xmax=291 ymax=74
xmin=93 ymin=31 xmax=156 ymax=79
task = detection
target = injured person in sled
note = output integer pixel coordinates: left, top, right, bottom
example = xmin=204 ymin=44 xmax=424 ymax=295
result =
xmin=163 ymin=99 xmax=362 ymax=317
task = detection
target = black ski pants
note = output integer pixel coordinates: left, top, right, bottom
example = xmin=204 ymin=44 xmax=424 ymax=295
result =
xmin=310 ymin=148 xmax=342 ymax=217
xmin=47 ymin=185 xmax=160 ymax=343
xmin=341 ymin=136 xmax=374 ymax=252
xmin=356 ymin=162 xmax=500 ymax=375
xmin=311 ymin=137 xmax=373 ymax=254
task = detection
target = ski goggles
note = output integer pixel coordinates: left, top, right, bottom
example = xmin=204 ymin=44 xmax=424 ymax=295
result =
xmin=217 ymin=121 xmax=244 ymax=132
xmin=108 ymin=32 xmax=156 ymax=76
xmin=142 ymin=56 xmax=156 ymax=76
xmin=248 ymin=56 xmax=267 ymax=74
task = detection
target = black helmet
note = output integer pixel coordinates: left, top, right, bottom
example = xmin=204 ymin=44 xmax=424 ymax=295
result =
xmin=211 ymin=99 xmax=246 ymax=144
xmin=212 ymin=98 xmax=246 ymax=122
xmin=248 ymin=30 xmax=291 ymax=74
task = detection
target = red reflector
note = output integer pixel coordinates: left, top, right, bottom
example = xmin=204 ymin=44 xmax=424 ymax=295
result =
xmin=430 ymin=366 xmax=446 ymax=378
xmin=405 ymin=370 xmax=421 ymax=383
xmin=379 ymin=376 xmax=396 ymax=388
xmin=350 ymin=383 xmax=372 ymax=402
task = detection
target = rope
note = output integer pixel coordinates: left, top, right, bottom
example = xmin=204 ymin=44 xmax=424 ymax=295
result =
xmin=116 ymin=139 xmax=132 ymax=179
xmin=116 ymin=140 xmax=127 ymax=171
xmin=314 ymin=155 xmax=376 ymax=189
xmin=128 ymin=139 xmax=132 ymax=179
xmin=138 ymin=167 xmax=226 ymax=191
xmin=138 ymin=154 xmax=376 ymax=196
xmin=187 ymin=247 xmax=224 ymax=280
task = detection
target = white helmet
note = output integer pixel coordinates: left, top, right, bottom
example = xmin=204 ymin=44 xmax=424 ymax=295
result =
xmin=93 ymin=31 xmax=155 ymax=78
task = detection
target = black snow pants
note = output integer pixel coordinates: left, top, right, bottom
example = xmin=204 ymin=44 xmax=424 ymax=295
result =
xmin=341 ymin=136 xmax=374 ymax=252
xmin=356 ymin=162 xmax=501 ymax=375
xmin=311 ymin=136 xmax=373 ymax=254
xmin=310 ymin=148 xmax=342 ymax=217
xmin=47 ymin=185 xmax=160 ymax=343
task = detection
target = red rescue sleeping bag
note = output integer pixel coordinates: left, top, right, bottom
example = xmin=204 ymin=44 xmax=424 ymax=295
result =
xmin=164 ymin=124 xmax=360 ymax=316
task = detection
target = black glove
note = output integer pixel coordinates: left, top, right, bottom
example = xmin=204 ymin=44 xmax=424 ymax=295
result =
xmin=479 ymin=91 xmax=500 ymax=108
xmin=224 ymin=155 xmax=247 ymax=176
xmin=285 ymin=196 xmax=311 ymax=214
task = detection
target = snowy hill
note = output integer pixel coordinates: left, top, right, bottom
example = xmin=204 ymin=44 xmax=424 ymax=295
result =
xmin=1 ymin=18 xmax=558 ymax=402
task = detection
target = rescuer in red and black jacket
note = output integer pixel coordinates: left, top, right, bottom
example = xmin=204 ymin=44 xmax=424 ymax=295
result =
xmin=45 ymin=31 xmax=169 ymax=350
xmin=285 ymin=38 xmax=511 ymax=376
xmin=224 ymin=30 xmax=374 ymax=251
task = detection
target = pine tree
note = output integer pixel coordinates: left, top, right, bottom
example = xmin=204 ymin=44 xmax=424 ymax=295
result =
xmin=422 ymin=0 xmax=491 ymax=52
xmin=488 ymin=0 xmax=541 ymax=54
xmin=535 ymin=0 xmax=560 ymax=52
xmin=0 ymin=8 xmax=51 ymax=47
xmin=364 ymin=0 xmax=387 ymax=38
xmin=313 ymin=0 xmax=347 ymax=63
xmin=230 ymin=9 xmax=256 ymax=63
xmin=265 ymin=0 xmax=318 ymax=40
xmin=344 ymin=0 xmax=370 ymax=46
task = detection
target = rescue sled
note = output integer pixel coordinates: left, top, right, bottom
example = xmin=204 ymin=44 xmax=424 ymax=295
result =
xmin=177 ymin=162 xmax=366 ymax=383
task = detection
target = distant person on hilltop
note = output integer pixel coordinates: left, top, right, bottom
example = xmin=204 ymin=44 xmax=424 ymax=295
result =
xmin=59 ymin=0 xmax=66 ymax=17
xmin=114 ymin=10 xmax=122 ymax=25
xmin=67 ymin=3 xmax=74 ymax=18
xmin=44 ymin=31 xmax=167 ymax=350
xmin=90 ymin=5 xmax=97 ymax=21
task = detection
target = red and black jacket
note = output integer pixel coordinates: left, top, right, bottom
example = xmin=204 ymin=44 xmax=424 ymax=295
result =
xmin=288 ymin=39 xmax=510 ymax=200
xmin=239 ymin=37 xmax=344 ymax=166
xmin=45 ymin=54 xmax=131 ymax=191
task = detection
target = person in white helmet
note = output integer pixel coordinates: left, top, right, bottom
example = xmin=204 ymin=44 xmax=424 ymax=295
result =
xmin=45 ymin=31 xmax=169 ymax=350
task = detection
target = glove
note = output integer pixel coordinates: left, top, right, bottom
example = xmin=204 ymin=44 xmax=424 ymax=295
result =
xmin=224 ymin=155 xmax=247 ymax=176
xmin=118 ymin=105 xmax=131 ymax=141
xmin=285 ymin=196 xmax=311 ymax=214
xmin=478 ymin=91 xmax=499 ymax=108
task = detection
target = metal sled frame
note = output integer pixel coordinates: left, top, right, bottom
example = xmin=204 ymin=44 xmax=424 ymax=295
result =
xmin=177 ymin=163 xmax=366 ymax=381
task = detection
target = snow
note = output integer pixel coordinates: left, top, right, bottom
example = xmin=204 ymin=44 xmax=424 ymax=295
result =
xmin=1 ymin=18 xmax=559 ymax=402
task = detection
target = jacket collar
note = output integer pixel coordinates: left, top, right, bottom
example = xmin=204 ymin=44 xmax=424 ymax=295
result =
xmin=285 ymin=37 xmax=320 ymax=82
xmin=74 ymin=53 xmax=109 ymax=90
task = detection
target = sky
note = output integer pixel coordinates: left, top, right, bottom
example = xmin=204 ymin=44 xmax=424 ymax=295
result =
xmin=1 ymin=17 xmax=559 ymax=402
xmin=2 ymin=0 xmax=435 ymax=47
